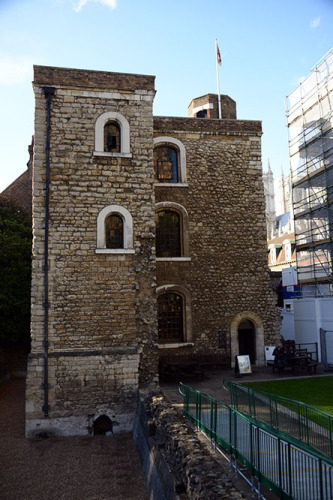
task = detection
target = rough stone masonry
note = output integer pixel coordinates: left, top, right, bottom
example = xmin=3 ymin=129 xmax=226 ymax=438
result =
xmin=26 ymin=65 xmax=279 ymax=437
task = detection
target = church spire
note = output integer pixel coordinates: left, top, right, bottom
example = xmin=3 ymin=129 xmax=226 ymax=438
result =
xmin=267 ymin=158 xmax=272 ymax=174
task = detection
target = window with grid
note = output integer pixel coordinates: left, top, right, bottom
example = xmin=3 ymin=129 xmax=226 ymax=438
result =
xmin=156 ymin=210 xmax=181 ymax=257
xmin=158 ymin=293 xmax=184 ymax=342
xmin=105 ymin=214 xmax=123 ymax=249
xmin=154 ymin=146 xmax=178 ymax=183
xmin=104 ymin=121 xmax=121 ymax=153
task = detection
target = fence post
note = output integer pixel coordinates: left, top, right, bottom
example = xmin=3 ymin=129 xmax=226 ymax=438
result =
xmin=329 ymin=416 xmax=333 ymax=459
xmin=287 ymin=441 xmax=292 ymax=497
xmin=234 ymin=411 xmax=238 ymax=476
xmin=256 ymin=426 xmax=262 ymax=498
xmin=196 ymin=390 xmax=200 ymax=427
xmin=319 ymin=457 xmax=324 ymax=500
xmin=249 ymin=422 xmax=255 ymax=496
xmin=304 ymin=404 xmax=309 ymax=446
xmin=229 ymin=406 xmax=233 ymax=471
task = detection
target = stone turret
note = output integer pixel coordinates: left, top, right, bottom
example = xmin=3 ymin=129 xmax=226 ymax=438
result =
xmin=188 ymin=93 xmax=237 ymax=119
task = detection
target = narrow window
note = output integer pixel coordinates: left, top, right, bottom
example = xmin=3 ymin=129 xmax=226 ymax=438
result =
xmin=104 ymin=121 xmax=121 ymax=153
xmin=105 ymin=214 xmax=123 ymax=249
xmin=156 ymin=210 xmax=181 ymax=257
xmin=158 ymin=293 xmax=183 ymax=342
xmin=154 ymin=146 xmax=178 ymax=183
xmin=285 ymin=243 xmax=291 ymax=261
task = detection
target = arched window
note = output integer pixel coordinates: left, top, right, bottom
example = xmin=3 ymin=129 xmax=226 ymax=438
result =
xmin=153 ymin=137 xmax=187 ymax=184
xmin=96 ymin=205 xmax=134 ymax=254
xmin=104 ymin=121 xmax=121 ymax=153
xmin=196 ymin=109 xmax=207 ymax=118
xmin=156 ymin=210 xmax=181 ymax=257
xmin=155 ymin=202 xmax=190 ymax=260
xmin=94 ymin=111 xmax=131 ymax=157
xmin=157 ymin=292 xmax=184 ymax=343
xmin=105 ymin=214 xmax=123 ymax=249
xmin=154 ymin=146 xmax=178 ymax=183
xmin=157 ymin=285 xmax=192 ymax=344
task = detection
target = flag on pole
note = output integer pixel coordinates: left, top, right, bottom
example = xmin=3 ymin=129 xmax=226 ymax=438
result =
xmin=215 ymin=39 xmax=222 ymax=118
xmin=216 ymin=42 xmax=222 ymax=66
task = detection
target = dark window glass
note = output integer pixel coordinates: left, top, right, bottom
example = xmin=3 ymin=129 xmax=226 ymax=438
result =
xmin=156 ymin=210 xmax=181 ymax=257
xmin=154 ymin=146 xmax=178 ymax=183
xmin=196 ymin=109 xmax=207 ymax=118
xmin=158 ymin=293 xmax=183 ymax=342
xmin=105 ymin=214 xmax=123 ymax=248
xmin=104 ymin=121 xmax=121 ymax=152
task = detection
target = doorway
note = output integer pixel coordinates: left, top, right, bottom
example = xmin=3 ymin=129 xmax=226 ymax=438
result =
xmin=238 ymin=319 xmax=256 ymax=364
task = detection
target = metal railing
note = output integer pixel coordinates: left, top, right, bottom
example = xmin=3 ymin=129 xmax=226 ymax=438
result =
xmin=223 ymin=380 xmax=333 ymax=459
xmin=180 ymin=382 xmax=333 ymax=500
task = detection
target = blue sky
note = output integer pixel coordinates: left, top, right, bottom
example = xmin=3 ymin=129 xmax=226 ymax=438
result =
xmin=0 ymin=0 xmax=332 ymax=192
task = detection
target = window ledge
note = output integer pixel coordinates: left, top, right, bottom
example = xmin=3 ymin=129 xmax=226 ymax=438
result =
xmin=95 ymin=248 xmax=135 ymax=254
xmin=156 ymin=257 xmax=191 ymax=262
xmin=158 ymin=342 xmax=194 ymax=349
xmin=93 ymin=151 xmax=132 ymax=158
xmin=154 ymin=183 xmax=188 ymax=187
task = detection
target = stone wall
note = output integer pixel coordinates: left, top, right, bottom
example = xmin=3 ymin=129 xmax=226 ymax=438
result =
xmin=133 ymin=390 xmax=246 ymax=499
xmin=26 ymin=66 xmax=158 ymax=437
xmin=154 ymin=117 xmax=280 ymax=366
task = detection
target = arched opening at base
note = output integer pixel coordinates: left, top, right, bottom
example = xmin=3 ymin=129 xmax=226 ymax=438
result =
xmin=93 ymin=415 xmax=113 ymax=436
xmin=238 ymin=319 xmax=256 ymax=364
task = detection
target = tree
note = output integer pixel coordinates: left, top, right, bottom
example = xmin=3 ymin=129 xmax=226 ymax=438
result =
xmin=0 ymin=197 xmax=32 ymax=344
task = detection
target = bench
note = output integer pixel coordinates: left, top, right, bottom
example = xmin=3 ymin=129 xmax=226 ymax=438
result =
xmin=306 ymin=361 xmax=319 ymax=375
xmin=267 ymin=360 xmax=297 ymax=375
xmin=268 ymin=355 xmax=319 ymax=375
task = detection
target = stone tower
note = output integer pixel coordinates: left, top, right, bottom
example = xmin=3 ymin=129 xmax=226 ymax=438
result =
xmin=26 ymin=66 xmax=158 ymax=437
xmin=262 ymin=159 xmax=276 ymax=239
xmin=188 ymin=93 xmax=237 ymax=119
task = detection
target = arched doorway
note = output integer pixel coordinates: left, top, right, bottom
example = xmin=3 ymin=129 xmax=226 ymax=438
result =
xmin=238 ymin=319 xmax=256 ymax=364
xmin=230 ymin=312 xmax=265 ymax=367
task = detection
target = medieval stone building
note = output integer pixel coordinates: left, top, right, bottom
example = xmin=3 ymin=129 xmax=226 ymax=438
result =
xmin=25 ymin=65 xmax=279 ymax=437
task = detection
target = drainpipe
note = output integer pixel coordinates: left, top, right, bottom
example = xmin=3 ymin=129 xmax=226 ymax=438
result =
xmin=42 ymin=86 xmax=55 ymax=417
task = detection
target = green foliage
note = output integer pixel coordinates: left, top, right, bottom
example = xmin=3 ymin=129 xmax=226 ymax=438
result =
xmin=0 ymin=197 xmax=32 ymax=344
xmin=244 ymin=377 xmax=333 ymax=415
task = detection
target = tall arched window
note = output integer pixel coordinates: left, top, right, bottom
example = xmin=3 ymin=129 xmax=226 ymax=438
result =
xmin=156 ymin=210 xmax=181 ymax=257
xmin=158 ymin=292 xmax=184 ymax=342
xmin=154 ymin=146 xmax=179 ymax=183
xmin=105 ymin=214 xmax=123 ymax=249
xmin=153 ymin=137 xmax=187 ymax=184
xmin=104 ymin=121 xmax=121 ymax=153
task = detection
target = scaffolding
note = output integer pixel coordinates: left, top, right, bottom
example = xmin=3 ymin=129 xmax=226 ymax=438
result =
xmin=286 ymin=48 xmax=333 ymax=297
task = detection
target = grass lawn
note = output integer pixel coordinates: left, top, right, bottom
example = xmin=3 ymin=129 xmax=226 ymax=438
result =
xmin=243 ymin=376 xmax=333 ymax=415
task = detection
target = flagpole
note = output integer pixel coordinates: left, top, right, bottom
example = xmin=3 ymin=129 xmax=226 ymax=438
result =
xmin=215 ymin=38 xmax=222 ymax=119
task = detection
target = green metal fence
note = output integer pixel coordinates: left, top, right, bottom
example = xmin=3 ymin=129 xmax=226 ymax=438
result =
xmin=180 ymin=382 xmax=333 ymax=500
xmin=223 ymin=380 xmax=333 ymax=459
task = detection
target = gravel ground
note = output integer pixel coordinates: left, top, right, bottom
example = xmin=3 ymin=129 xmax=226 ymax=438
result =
xmin=0 ymin=377 xmax=148 ymax=500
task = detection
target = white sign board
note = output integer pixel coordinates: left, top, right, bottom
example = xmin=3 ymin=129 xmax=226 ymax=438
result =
xmin=237 ymin=355 xmax=252 ymax=374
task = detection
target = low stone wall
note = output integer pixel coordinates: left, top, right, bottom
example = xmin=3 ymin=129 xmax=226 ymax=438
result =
xmin=133 ymin=390 xmax=245 ymax=500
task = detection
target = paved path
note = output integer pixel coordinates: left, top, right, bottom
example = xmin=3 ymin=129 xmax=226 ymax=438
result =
xmin=0 ymin=377 xmax=148 ymax=500
xmin=160 ymin=364 xmax=332 ymax=408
